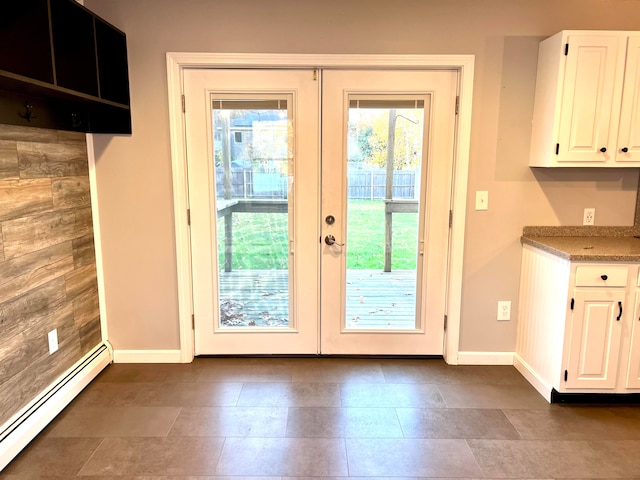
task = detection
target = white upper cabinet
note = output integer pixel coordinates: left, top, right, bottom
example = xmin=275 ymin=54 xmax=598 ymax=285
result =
xmin=530 ymin=31 xmax=640 ymax=167
xmin=617 ymin=36 xmax=640 ymax=165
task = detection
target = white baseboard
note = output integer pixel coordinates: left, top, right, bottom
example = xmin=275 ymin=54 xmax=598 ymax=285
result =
xmin=112 ymin=349 xmax=183 ymax=363
xmin=0 ymin=343 xmax=112 ymax=471
xmin=513 ymin=354 xmax=553 ymax=402
xmin=456 ymin=351 xmax=515 ymax=365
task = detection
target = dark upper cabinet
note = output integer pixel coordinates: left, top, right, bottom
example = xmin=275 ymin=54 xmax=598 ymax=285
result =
xmin=50 ymin=0 xmax=99 ymax=97
xmin=0 ymin=0 xmax=54 ymax=84
xmin=95 ymin=18 xmax=130 ymax=106
xmin=0 ymin=0 xmax=131 ymax=134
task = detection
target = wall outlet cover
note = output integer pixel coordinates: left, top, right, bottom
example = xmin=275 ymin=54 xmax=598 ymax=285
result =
xmin=475 ymin=190 xmax=488 ymax=211
xmin=48 ymin=329 xmax=59 ymax=354
xmin=497 ymin=301 xmax=511 ymax=321
xmin=583 ymin=208 xmax=595 ymax=226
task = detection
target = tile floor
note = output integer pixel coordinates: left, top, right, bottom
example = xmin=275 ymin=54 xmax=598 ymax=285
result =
xmin=2 ymin=357 xmax=640 ymax=479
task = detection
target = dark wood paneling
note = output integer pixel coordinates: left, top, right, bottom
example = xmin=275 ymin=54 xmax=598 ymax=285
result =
xmin=3 ymin=207 xmax=93 ymax=259
xmin=73 ymin=288 xmax=99 ymax=330
xmin=0 ymin=329 xmax=82 ymax=425
xmin=52 ymin=176 xmax=90 ymax=210
xmin=0 ymin=277 xmax=67 ymax=344
xmin=0 ymin=125 xmax=59 ymax=143
xmin=0 ymin=123 xmax=101 ymax=427
xmin=65 ymin=264 xmax=97 ymax=302
xmin=79 ymin=318 xmax=101 ymax=352
xmin=0 ymin=301 xmax=73 ymax=385
xmin=75 ymin=206 xmax=94 ymax=236
xmin=17 ymin=141 xmax=88 ymax=178
xmin=57 ymin=130 xmax=87 ymax=146
xmin=0 ymin=242 xmax=73 ymax=305
xmin=74 ymin=287 xmax=101 ymax=352
xmin=0 ymin=179 xmax=53 ymax=222
xmin=0 ymin=140 xmax=19 ymax=179
xmin=72 ymin=234 xmax=96 ymax=268
xmin=0 ymin=224 xmax=4 ymax=262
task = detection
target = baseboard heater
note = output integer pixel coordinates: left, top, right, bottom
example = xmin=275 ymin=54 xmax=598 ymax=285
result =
xmin=0 ymin=342 xmax=112 ymax=471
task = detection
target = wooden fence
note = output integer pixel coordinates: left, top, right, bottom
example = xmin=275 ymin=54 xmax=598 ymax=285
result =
xmin=216 ymin=168 xmax=418 ymax=200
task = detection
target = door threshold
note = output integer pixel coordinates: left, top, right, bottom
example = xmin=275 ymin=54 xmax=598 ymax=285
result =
xmin=195 ymin=354 xmax=444 ymax=359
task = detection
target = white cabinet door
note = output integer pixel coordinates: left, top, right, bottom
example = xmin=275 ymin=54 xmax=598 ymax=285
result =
xmin=528 ymin=31 xmax=640 ymax=167
xmin=565 ymin=289 xmax=625 ymax=389
xmin=625 ymin=291 xmax=640 ymax=388
xmin=556 ymin=34 xmax=624 ymax=164
xmin=616 ymin=35 xmax=640 ymax=164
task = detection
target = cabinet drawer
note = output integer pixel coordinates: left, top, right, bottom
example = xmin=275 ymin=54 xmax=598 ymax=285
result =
xmin=575 ymin=266 xmax=628 ymax=287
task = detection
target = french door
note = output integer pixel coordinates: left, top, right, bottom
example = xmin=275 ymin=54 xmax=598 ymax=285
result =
xmin=184 ymin=68 xmax=457 ymax=355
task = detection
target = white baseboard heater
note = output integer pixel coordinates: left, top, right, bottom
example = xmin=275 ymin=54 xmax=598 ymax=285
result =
xmin=0 ymin=342 xmax=112 ymax=471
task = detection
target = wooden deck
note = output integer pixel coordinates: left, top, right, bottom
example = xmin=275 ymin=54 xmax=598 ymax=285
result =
xmin=217 ymin=269 xmax=417 ymax=329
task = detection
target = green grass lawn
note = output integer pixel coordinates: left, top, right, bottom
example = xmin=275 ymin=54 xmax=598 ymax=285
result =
xmin=217 ymin=200 xmax=418 ymax=271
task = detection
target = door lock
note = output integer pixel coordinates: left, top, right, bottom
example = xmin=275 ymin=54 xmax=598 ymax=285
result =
xmin=325 ymin=215 xmax=335 ymax=225
xmin=324 ymin=234 xmax=344 ymax=246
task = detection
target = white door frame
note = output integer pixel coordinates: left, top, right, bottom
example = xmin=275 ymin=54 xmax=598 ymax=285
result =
xmin=166 ymin=53 xmax=474 ymax=364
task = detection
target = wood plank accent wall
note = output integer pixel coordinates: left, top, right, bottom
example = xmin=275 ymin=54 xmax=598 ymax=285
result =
xmin=0 ymin=124 xmax=101 ymax=427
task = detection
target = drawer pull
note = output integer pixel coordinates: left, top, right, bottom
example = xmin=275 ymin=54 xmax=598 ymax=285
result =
xmin=601 ymin=275 xmax=608 ymax=281
xmin=617 ymin=301 xmax=623 ymax=321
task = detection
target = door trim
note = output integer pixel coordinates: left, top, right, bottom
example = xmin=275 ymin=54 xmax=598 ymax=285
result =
xmin=166 ymin=53 xmax=475 ymax=364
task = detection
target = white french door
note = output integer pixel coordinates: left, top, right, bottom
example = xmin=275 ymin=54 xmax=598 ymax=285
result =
xmin=185 ymin=69 xmax=320 ymax=354
xmin=184 ymin=67 xmax=457 ymax=355
xmin=321 ymin=70 xmax=457 ymax=354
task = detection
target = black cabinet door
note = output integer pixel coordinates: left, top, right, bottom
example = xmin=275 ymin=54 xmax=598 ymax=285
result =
xmin=50 ymin=0 xmax=99 ymax=97
xmin=0 ymin=0 xmax=54 ymax=84
xmin=95 ymin=18 xmax=130 ymax=105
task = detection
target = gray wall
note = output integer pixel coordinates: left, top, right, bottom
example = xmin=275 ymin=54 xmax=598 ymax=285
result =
xmin=0 ymin=124 xmax=101 ymax=425
xmin=84 ymin=0 xmax=640 ymax=354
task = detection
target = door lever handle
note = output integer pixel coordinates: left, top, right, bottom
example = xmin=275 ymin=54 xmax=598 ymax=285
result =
xmin=324 ymin=235 xmax=344 ymax=246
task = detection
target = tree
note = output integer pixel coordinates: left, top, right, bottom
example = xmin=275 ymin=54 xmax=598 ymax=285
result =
xmin=348 ymin=108 xmax=423 ymax=170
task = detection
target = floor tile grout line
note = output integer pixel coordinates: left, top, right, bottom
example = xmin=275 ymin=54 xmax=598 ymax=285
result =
xmin=499 ymin=407 xmax=526 ymax=441
xmin=164 ymin=405 xmax=183 ymax=437
xmin=343 ymin=436 xmax=351 ymax=477
xmin=74 ymin=436 xmax=106 ymax=477
xmin=394 ymin=406 xmax=408 ymax=439
xmin=463 ymin=437 xmax=487 ymax=479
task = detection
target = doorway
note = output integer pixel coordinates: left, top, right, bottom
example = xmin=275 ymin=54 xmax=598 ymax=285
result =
xmin=167 ymin=53 xmax=474 ymax=362
xmin=185 ymin=67 xmax=456 ymax=355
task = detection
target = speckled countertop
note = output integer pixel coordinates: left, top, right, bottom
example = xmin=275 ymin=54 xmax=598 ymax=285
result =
xmin=522 ymin=234 xmax=640 ymax=261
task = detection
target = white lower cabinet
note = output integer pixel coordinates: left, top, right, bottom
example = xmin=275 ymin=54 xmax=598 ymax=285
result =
xmin=625 ymin=291 xmax=640 ymax=388
xmin=565 ymin=288 xmax=625 ymax=389
xmin=515 ymin=244 xmax=640 ymax=401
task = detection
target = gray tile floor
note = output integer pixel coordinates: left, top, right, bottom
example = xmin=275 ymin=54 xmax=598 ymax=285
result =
xmin=2 ymin=357 xmax=640 ymax=479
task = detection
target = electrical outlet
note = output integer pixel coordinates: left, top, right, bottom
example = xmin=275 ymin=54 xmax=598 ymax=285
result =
xmin=48 ymin=329 xmax=58 ymax=355
xmin=497 ymin=301 xmax=511 ymax=321
xmin=475 ymin=191 xmax=488 ymax=211
xmin=583 ymin=208 xmax=595 ymax=226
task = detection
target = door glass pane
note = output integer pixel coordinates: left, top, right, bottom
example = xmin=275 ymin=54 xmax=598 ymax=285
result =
xmin=212 ymin=97 xmax=292 ymax=328
xmin=345 ymin=97 xmax=425 ymax=330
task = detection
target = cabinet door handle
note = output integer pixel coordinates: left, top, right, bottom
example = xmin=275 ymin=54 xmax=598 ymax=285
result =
xmin=621 ymin=147 xmax=629 ymax=153
xmin=617 ymin=301 xmax=623 ymax=321
xmin=600 ymin=147 xmax=607 ymax=153
xmin=601 ymin=274 xmax=608 ymax=280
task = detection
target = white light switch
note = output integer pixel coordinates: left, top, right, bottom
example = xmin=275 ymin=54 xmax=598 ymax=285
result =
xmin=475 ymin=191 xmax=488 ymax=211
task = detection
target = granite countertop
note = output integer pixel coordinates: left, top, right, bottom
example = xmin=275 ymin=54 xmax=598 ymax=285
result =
xmin=521 ymin=235 xmax=640 ymax=261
